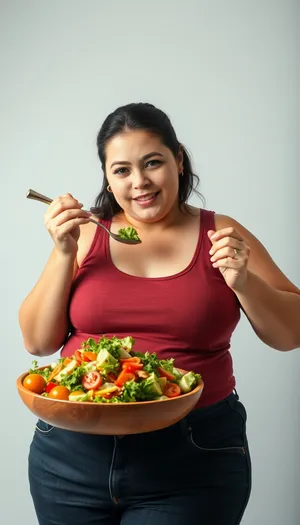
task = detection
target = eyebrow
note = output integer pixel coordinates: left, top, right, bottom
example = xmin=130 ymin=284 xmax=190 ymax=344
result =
xmin=110 ymin=151 xmax=164 ymax=169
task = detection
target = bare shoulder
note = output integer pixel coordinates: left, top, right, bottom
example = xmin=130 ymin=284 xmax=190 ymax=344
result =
xmin=214 ymin=214 xmax=300 ymax=294
xmin=76 ymin=216 xmax=98 ymax=268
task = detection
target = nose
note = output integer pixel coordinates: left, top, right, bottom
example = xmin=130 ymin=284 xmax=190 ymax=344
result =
xmin=132 ymin=169 xmax=151 ymax=189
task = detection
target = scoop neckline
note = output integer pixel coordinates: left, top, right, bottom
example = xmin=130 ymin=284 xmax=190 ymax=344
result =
xmin=104 ymin=209 xmax=204 ymax=281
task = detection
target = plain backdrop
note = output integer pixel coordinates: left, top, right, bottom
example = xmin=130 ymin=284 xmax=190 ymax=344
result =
xmin=0 ymin=1 xmax=299 ymax=524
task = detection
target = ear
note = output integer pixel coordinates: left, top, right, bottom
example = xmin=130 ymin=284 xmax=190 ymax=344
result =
xmin=177 ymin=145 xmax=184 ymax=173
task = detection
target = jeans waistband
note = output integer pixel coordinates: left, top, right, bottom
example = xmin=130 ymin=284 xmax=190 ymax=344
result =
xmin=186 ymin=390 xmax=239 ymax=424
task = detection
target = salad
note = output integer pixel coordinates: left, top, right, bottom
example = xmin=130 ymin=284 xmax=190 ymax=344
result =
xmin=117 ymin=226 xmax=140 ymax=242
xmin=22 ymin=336 xmax=201 ymax=403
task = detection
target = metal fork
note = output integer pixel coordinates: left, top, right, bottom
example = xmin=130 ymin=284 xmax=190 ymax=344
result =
xmin=26 ymin=189 xmax=141 ymax=245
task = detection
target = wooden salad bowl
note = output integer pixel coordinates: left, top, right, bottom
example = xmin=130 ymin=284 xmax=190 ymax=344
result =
xmin=16 ymin=368 xmax=204 ymax=435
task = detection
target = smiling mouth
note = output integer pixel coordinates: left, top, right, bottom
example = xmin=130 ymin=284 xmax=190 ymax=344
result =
xmin=134 ymin=192 xmax=160 ymax=202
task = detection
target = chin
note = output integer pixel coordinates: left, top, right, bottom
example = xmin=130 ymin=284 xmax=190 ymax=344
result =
xmin=129 ymin=206 xmax=166 ymax=224
xmin=135 ymin=213 xmax=163 ymax=224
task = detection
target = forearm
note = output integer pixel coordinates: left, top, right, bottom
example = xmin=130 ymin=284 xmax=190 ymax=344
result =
xmin=235 ymin=271 xmax=300 ymax=351
xmin=19 ymin=248 xmax=76 ymax=356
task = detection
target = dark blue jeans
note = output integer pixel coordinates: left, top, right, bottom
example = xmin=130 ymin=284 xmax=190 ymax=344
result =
xmin=28 ymin=392 xmax=251 ymax=525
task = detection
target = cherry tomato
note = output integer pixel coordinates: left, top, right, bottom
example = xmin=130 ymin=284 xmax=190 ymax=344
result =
xmin=48 ymin=386 xmax=70 ymax=400
xmin=82 ymin=351 xmax=98 ymax=362
xmin=115 ymin=370 xmax=136 ymax=387
xmin=163 ymin=383 xmax=181 ymax=398
xmin=157 ymin=367 xmax=175 ymax=381
xmin=81 ymin=371 xmax=102 ymax=390
xmin=23 ymin=374 xmax=46 ymax=394
xmin=45 ymin=382 xmax=57 ymax=393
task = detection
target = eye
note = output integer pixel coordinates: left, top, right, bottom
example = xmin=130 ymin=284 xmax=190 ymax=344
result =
xmin=145 ymin=159 xmax=162 ymax=168
xmin=113 ymin=167 xmax=130 ymax=176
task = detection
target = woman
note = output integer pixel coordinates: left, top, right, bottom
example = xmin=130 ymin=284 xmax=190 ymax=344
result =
xmin=19 ymin=103 xmax=300 ymax=525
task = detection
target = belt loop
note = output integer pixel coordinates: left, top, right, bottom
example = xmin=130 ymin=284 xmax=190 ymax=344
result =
xmin=227 ymin=390 xmax=239 ymax=409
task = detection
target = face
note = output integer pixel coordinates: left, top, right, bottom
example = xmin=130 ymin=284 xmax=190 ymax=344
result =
xmin=105 ymin=130 xmax=183 ymax=224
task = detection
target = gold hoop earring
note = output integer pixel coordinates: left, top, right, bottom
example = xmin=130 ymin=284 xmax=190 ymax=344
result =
xmin=107 ymin=185 xmax=113 ymax=193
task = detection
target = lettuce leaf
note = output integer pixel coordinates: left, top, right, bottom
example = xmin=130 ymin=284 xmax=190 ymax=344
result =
xmin=132 ymin=352 xmax=175 ymax=376
xmin=29 ymin=361 xmax=52 ymax=380
xmin=117 ymin=227 xmax=140 ymax=241
xmin=81 ymin=335 xmax=134 ymax=360
xmin=59 ymin=364 xmax=87 ymax=391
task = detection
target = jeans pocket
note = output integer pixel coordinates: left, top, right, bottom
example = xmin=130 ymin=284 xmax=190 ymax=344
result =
xmin=187 ymin=425 xmax=247 ymax=455
xmin=35 ymin=419 xmax=55 ymax=435
xmin=183 ymin=397 xmax=248 ymax=456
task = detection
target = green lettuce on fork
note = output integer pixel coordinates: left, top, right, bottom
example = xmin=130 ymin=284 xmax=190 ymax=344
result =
xmin=117 ymin=226 xmax=140 ymax=242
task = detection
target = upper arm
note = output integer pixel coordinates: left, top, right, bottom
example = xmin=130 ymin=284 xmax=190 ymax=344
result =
xmin=214 ymin=214 xmax=300 ymax=295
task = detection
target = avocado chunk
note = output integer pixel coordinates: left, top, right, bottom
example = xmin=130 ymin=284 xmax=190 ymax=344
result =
xmin=143 ymin=373 xmax=163 ymax=397
xmin=179 ymin=371 xmax=199 ymax=393
xmin=158 ymin=376 xmax=167 ymax=390
xmin=118 ymin=348 xmax=132 ymax=359
xmin=97 ymin=349 xmax=118 ymax=368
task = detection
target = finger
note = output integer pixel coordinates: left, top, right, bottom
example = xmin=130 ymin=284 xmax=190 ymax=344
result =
xmin=212 ymin=257 xmax=244 ymax=269
xmin=207 ymin=229 xmax=216 ymax=240
xmin=48 ymin=194 xmax=80 ymax=209
xmin=49 ymin=217 xmax=91 ymax=239
xmin=52 ymin=208 xmax=91 ymax=228
xmin=46 ymin=198 xmax=82 ymax=220
xmin=209 ymin=238 xmax=245 ymax=257
xmin=45 ymin=197 xmax=83 ymax=220
xmin=209 ymin=227 xmax=243 ymax=243
xmin=210 ymin=246 xmax=240 ymax=263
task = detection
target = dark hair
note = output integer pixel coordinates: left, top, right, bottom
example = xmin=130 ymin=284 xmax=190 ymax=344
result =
xmin=92 ymin=102 xmax=204 ymax=218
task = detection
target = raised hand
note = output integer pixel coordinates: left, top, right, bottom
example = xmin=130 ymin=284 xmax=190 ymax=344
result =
xmin=44 ymin=193 xmax=91 ymax=256
xmin=208 ymin=227 xmax=250 ymax=292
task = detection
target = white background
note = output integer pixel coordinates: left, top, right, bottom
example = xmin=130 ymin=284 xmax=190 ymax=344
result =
xmin=0 ymin=1 xmax=299 ymax=523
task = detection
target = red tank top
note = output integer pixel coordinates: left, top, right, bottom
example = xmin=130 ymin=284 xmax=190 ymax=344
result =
xmin=62 ymin=209 xmax=241 ymax=407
